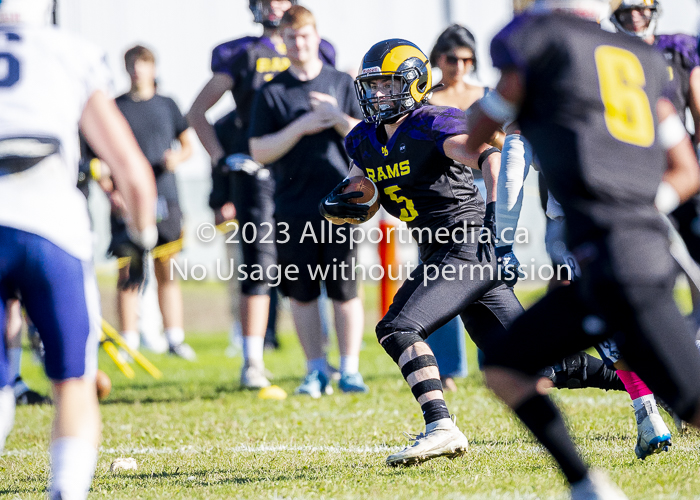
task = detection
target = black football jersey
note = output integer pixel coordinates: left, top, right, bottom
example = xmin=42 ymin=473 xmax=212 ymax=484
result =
xmin=655 ymin=34 xmax=700 ymax=122
xmin=211 ymin=36 xmax=335 ymax=154
xmin=491 ymin=13 xmax=672 ymax=244
xmin=345 ymin=106 xmax=485 ymax=234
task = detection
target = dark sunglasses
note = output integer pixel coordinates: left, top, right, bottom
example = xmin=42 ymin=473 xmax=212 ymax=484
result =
xmin=445 ymin=55 xmax=474 ymax=65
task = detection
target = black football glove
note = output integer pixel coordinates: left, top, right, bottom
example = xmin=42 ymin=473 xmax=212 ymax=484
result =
xmin=116 ymin=241 xmax=149 ymax=291
xmin=495 ymin=244 xmax=522 ymax=287
xmin=476 ymin=202 xmax=496 ymax=262
xmin=319 ymin=178 xmax=370 ymax=221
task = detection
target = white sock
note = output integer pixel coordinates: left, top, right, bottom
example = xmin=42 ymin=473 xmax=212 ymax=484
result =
xmin=49 ymin=437 xmax=98 ymax=500
xmin=243 ymin=335 xmax=265 ymax=365
xmin=632 ymin=394 xmax=657 ymax=412
xmin=307 ymin=357 xmax=327 ymax=374
xmin=633 ymin=394 xmax=659 ymax=424
xmin=339 ymin=355 xmax=359 ymax=375
xmin=426 ymin=417 xmax=453 ymax=433
xmin=165 ymin=327 xmax=185 ymax=346
xmin=8 ymin=347 xmax=21 ymax=382
xmin=0 ymin=386 xmax=15 ymax=452
xmin=121 ymin=330 xmax=140 ymax=351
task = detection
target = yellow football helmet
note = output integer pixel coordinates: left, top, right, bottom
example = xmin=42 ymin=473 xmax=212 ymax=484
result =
xmin=354 ymin=39 xmax=432 ymax=124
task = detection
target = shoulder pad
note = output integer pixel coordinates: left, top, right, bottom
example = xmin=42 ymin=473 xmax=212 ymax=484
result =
xmin=212 ymin=36 xmax=260 ymax=66
xmin=656 ymin=34 xmax=700 ymax=70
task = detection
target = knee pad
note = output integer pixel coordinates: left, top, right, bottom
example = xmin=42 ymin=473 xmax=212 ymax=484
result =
xmin=377 ymin=329 xmax=424 ymax=364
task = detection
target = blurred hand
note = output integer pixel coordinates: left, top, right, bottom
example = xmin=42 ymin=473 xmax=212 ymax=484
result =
xmin=163 ymin=149 xmax=188 ymax=171
xmin=215 ymin=202 xmax=236 ymax=226
xmin=117 ymin=242 xmax=149 ymax=291
xmin=476 ymin=202 xmax=496 ymax=262
xmin=297 ymin=110 xmax=338 ymax=136
xmin=495 ymin=245 xmax=522 ymax=287
xmin=109 ymin=190 xmax=126 ymax=214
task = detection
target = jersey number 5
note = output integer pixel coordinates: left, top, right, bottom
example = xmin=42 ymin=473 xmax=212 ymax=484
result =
xmin=0 ymin=53 xmax=20 ymax=88
xmin=384 ymin=185 xmax=418 ymax=222
xmin=0 ymin=32 xmax=21 ymax=88
xmin=594 ymin=45 xmax=655 ymax=148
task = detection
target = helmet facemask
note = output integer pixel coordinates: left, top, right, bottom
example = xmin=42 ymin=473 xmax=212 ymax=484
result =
xmin=355 ymin=58 xmax=430 ymax=125
xmin=610 ymin=0 xmax=659 ymax=38
xmin=523 ymin=0 xmax=623 ymax=21
xmin=249 ymin=0 xmax=296 ymax=28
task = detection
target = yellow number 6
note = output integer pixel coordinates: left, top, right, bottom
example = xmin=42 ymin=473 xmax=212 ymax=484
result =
xmin=595 ymin=45 xmax=655 ymax=148
xmin=384 ymin=185 xmax=418 ymax=222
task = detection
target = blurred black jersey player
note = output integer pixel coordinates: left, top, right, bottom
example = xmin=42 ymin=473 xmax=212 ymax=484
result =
xmin=468 ymin=0 xmax=700 ymax=496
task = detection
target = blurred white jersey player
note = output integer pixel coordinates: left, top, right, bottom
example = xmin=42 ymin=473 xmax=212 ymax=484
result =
xmin=0 ymin=1 xmax=157 ymax=499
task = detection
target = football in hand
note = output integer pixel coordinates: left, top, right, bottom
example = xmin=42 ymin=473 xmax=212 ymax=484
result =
xmin=341 ymin=176 xmax=380 ymax=225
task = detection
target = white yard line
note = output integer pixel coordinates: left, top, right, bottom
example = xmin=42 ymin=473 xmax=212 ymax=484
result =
xmin=3 ymin=442 xmax=691 ymax=458
xmin=4 ymin=444 xmax=402 ymax=457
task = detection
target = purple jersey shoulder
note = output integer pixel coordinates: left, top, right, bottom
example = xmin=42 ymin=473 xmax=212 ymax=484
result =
xmin=211 ymin=36 xmax=260 ymax=75
xmin=490 ymin=13 xmax=535 ymax=71
xmin=656 ymin=33 xmax=700 ymax=70
xmin=402 ymin=106 xmax=466 ymax=154
xmin=320 ymin=39 xmax=336 ymax=67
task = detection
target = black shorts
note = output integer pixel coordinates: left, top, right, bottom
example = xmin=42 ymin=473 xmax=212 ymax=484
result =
xmin=229 ymin=173 xmax=277 ymax=296
xmin=483 ymin=225 xmax=700 ymax=422
xmin=376 ymin=233 xmax=523 ymax=349
xmin=274 ymin=215 xmax=357 ymax=303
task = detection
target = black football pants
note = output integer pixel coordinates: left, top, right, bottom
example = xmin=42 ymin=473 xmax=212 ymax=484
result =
xmin=376 ymin=238 xmax=523 ymax=349
xmin=484 ymin=228 xmax=700 ymax=422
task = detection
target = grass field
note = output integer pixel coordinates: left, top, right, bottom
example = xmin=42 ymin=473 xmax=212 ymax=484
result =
xmin=2 ymin=282 xmax=700 ymax=499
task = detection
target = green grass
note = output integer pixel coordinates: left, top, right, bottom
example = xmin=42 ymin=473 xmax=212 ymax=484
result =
xmin=2 ymin=285 xmax=700 ymax=499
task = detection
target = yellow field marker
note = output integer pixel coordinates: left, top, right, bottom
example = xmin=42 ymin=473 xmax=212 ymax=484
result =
xmin=101 ymin=319 xmax=163 ymax=379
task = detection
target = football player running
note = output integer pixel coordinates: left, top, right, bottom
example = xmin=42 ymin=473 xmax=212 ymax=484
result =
xmin=611 ymin=0 xmax=700 ymax=387
xmin=495 ymin=131 xmax=675 ymax=460
xmin=497 ymin=0 xmax=700 ymax=456
xmin=468 ymin=0 xmax=700 ymax=497
xmin=321 ymin=39 xmax=525 ymax=467
xmin=0 ymin=0 xmax=157 ymax=498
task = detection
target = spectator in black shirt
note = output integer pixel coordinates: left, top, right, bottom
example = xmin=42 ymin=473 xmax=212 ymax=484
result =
xmin=249 ymin=6 xmax=368 ymax=397
xmin=109 ymin=45 xmax=195 ymax=360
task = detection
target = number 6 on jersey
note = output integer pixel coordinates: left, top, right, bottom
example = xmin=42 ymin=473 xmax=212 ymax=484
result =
xmin=595 ymin=45 xmax=655 ymax=148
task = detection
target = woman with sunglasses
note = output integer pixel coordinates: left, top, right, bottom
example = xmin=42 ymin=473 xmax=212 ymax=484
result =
xmin=429 ymin=24 xmax=484 ymax=111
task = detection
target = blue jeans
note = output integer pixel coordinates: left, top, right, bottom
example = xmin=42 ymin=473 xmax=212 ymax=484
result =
xmin=426 ymin=317 xmax=468 ymax=378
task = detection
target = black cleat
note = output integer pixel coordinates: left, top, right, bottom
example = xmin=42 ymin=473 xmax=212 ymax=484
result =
xmin=16 ymin=388 xmax=52 ymax=406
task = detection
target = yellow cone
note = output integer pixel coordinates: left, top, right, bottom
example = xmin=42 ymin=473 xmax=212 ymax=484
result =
xmin=258 ymin=385 xmax=287 ymax=400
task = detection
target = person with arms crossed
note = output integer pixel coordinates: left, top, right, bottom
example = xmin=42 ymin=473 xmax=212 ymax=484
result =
xmin=467 ymin=0 xmax=700 ymax=496
xmin=0 ymin=1 xmax=157 ymax=498
xmin=249 ymin=6 xmax=368 ymax=397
